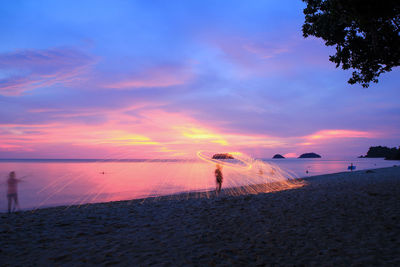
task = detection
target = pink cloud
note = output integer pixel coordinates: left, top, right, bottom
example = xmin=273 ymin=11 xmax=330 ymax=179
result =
xmin=0 ymin=109 xmax=290 ymax=158
xmin=0 ymin=109 xmax=383 ymax=159
xmin=243 ymin=42 xmax=290 ymax=59
xmin=104 ymin=66 xmax=192 ymax=89
xmin=0 ymin=144 xmax=26 ymax=150
xmin=291 ymin=129 xmax=379 ymax=156
xmin=202 ymin=33 xmax=290 ymax=61
xmin=215 ymin=38 xmax=274 ymax=68
xmin=0 ymin=48 xmax=94 ymax=95
xmin=198 ymin=33 xmax=338 ymax=81
xmin=28 ymin=108 xmax=63 ymax=113
xmin=305 ymin=129 xmax=376 ymax=141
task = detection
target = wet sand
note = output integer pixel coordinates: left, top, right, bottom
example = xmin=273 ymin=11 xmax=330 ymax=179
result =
xmin=1 ymin=166 xmax=400 ymax=266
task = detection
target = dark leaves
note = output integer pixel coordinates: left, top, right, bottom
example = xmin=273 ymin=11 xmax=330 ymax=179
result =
xmin=302 ymin=0 xmax=400 ymax=87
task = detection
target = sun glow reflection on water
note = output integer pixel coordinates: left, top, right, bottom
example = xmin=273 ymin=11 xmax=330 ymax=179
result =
xmin=0 ymin=153 xmax=303 ymax=211
xmin=2 ymin=155 xmax=397 ymax=212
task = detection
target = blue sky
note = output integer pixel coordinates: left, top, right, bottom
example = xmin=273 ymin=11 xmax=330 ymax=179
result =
xmin=0 ymin=0 xmax=399 ymax=159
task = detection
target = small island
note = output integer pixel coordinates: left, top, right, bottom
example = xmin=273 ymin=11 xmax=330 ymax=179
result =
xmin=212 ymin=153 xmax=234 ymax=159
xmin=272 ymin=154 xmax=285 ymax=159
xmin=298 ymin=152 xmax=321 ymax=158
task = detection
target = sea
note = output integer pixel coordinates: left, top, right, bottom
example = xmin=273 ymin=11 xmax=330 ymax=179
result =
xmin=0 ymin=157 xmax=399 ymax=212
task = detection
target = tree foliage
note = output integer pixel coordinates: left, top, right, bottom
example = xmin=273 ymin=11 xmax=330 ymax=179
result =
xmin=364 ymin=146 xmax=400 ymax=160
xmin=302 ymin=0 xmax=400 ymax=87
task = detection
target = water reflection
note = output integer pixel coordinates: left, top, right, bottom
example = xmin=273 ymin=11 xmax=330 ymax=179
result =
xmin=0 ymin=157 xmax=398 ymax=211
xmin=266 ymin=158 xmax=399 ymax=177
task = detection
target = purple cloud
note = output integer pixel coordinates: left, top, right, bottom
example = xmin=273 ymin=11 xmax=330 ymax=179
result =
xmin=103 ymin=64 xmax=193 ymax=89
xmin=0 ymin=48 xmax=94 ymax=95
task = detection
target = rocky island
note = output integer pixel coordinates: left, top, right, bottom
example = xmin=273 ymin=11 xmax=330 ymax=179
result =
xmin=212 ymin=153 xmax=234 ymax=159
xmin=272 ymin=154 xmax=285 ymax=159
xmin=298 ymin=152 xmax=321 ymax=158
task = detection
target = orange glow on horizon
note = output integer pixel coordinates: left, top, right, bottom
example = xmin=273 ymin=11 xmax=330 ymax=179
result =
xmin=283 ymin=152 xmax=297 ymax=158
xmin=177 ymin=126 xmax=229 ymax=146
xmin=0 ymin=109 xmax=379 ymax=159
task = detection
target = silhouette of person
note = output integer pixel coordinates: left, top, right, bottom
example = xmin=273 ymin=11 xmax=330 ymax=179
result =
xmin=215 ymin=164 xmax=223 ymax=195
xmin=7 ymin=171 xmax=22 ymax=213
xmin=350 ymin=163 xmax=354 ymax=172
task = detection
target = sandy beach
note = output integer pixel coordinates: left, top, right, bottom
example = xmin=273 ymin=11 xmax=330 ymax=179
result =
xmin=1 ymin=166 xmax=399 ymax=266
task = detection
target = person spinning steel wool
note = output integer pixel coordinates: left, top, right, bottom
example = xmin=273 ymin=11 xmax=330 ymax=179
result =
xmin=6 ymin=171 xmax=23 ymax=213
xmin=215 ymin=164 xmax=223 ymax=195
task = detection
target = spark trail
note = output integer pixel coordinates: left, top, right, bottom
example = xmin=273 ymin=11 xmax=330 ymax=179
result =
xmin=1 ymin=151 xmax=304 ymax=212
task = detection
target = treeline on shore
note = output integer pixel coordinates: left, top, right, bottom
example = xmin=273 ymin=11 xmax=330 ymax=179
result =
xmin=360 ymin=146 xmax=400 ymax=160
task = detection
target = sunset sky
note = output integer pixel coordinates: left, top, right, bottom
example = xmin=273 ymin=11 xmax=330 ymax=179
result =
xmin=1 ymin=0 xmax=399 ymax=159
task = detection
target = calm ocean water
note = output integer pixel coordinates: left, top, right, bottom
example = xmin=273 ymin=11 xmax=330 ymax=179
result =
xmin=0 ymin=157 xmax=398 ymax=212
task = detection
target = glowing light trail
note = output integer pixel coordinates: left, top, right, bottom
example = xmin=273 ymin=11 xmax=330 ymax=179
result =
xmin=196 ymin=151 xmax=252 ymax=170
xmin=23 ymin=151 xmax=304 ymax=211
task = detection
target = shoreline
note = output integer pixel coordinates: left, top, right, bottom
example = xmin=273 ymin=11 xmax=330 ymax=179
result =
xmin=1 ymin=158 xmax=399 ymax=213
xmin=3 ymin=166 xmax=393 ymax=213
xmin=1 ymin=166 xmax=394 ymax=214
xmin=1 ymin=166 xmax=399 ymax=265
